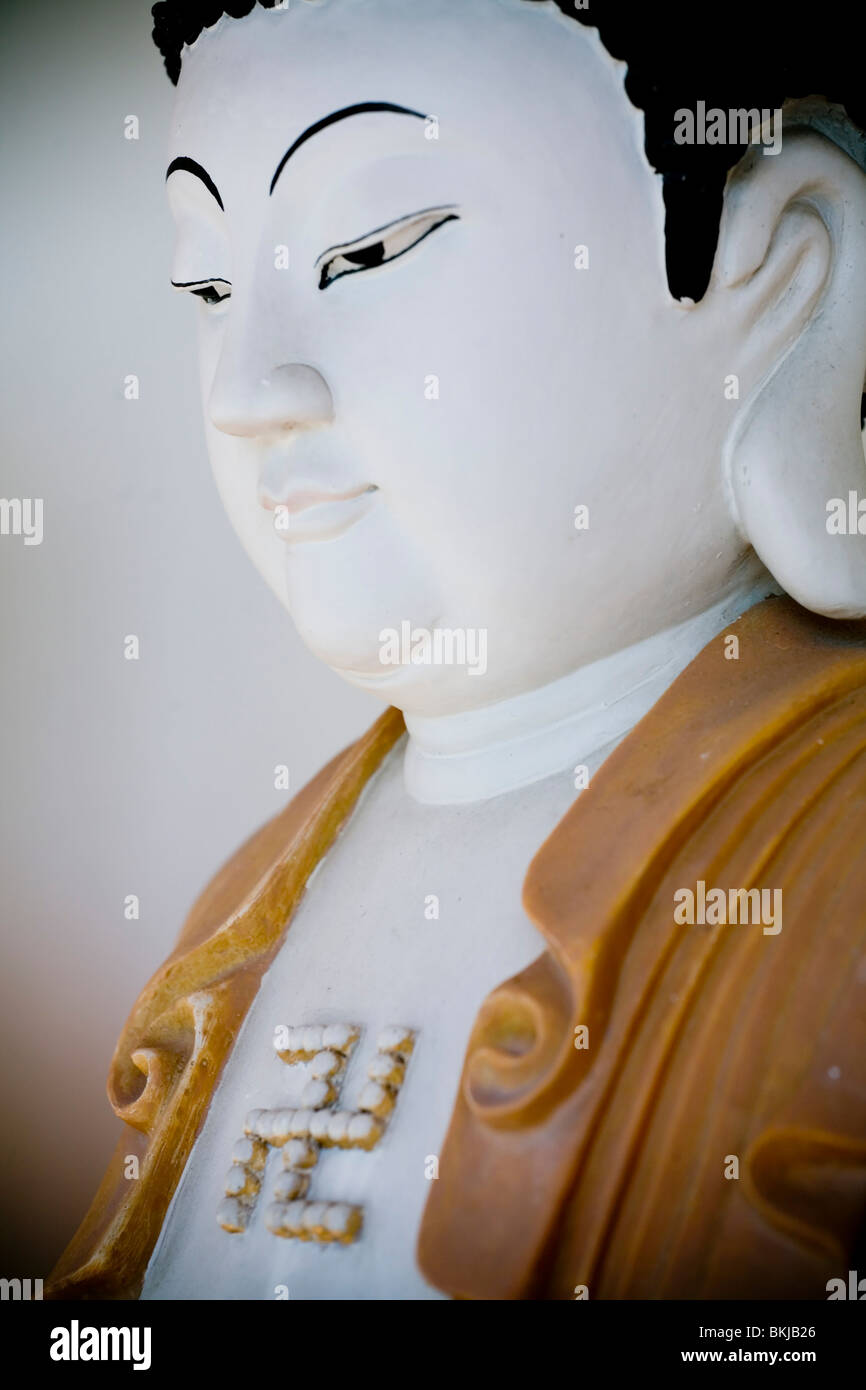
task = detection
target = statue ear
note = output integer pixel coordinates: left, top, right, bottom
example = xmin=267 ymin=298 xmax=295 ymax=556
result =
xmin=714 ymin=130 xmax=866 ymax=617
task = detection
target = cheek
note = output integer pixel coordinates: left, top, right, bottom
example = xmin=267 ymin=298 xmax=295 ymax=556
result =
xmin=206 ymin=429 xmax=289 ymax=603
xmin=325 ymin=307 xmax=567 ymax=534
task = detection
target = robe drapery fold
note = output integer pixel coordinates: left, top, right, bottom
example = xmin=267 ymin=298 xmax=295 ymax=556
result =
xmin=49 ymin=598 xmax=866 ymax=1299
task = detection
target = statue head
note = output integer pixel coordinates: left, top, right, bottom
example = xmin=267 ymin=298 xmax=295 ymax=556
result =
xmin=156 ymin=0 xmax=866 ymax=717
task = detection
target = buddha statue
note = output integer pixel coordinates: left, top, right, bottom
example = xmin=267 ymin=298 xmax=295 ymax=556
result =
xmin=49 ymin=0 xmax=866 ymax=1300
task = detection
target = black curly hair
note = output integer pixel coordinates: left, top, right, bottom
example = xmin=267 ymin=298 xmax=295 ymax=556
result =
xmin=151 ymin=0 xmax=866 ymax=325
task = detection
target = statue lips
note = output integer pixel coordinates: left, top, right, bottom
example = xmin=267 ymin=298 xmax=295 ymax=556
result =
xmin=261 ymin=482 xmax=379 ymax=543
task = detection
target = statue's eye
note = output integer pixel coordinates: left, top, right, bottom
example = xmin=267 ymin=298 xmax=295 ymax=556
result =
xmin=171 ymin=279 xmax=232 ymax=307
xmin=318 ymin=207 xmax=459 ymax=290
xmin=192 ymin=283 xmax=231 ymax=306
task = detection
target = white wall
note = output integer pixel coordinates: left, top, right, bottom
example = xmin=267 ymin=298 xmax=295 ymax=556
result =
xmin=0 ymin=0 xmax=381 ymax=1274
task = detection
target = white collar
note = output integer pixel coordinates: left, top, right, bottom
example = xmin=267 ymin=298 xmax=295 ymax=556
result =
xmin=402 ymin=581 xmax=778 ymax=805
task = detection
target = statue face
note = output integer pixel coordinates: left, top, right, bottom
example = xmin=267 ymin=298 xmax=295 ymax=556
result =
xmin=167 ymin=0 xmax=757 ymax=716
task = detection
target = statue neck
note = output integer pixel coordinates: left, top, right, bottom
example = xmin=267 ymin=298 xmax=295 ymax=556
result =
xmin=402 ymin=579 xmax=778 ymax=805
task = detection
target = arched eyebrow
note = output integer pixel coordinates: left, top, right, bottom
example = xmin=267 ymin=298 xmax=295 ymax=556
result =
xmin=165 ymin=156 xmax=224 ymax=212
xmin=269 ymin=101 xmax=427 ymax=196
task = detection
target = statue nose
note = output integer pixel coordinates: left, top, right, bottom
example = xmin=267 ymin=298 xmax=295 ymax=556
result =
xmin=209 ymin=362 xmax=334 ymax=437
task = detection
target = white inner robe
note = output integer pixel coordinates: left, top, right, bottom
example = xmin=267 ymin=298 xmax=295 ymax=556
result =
xmin=141 ymin=585 xmax=771 ymax=1300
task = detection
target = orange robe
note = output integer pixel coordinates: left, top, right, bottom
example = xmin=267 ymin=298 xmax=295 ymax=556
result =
xmin=49 ymin=597 xmax=866 ymax=1299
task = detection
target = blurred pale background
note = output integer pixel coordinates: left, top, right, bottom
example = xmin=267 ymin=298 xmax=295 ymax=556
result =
xmin=0 ymin=0 xmax=380 ymax=1276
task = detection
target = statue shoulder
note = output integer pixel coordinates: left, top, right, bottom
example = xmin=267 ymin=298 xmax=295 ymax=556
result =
xmin=174 ymin=742 xmax=360 ymax=957
xmin=47 ymin=709 xmax=404 ymax=1299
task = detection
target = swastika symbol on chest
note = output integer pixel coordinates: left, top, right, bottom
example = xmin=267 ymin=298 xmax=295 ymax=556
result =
xmin=217 ymin=1023 xmax=415 ymax=1245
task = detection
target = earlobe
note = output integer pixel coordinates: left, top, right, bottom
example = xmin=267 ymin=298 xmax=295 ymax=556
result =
xmin=718 ymin=131 xmax=866 ymax=616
